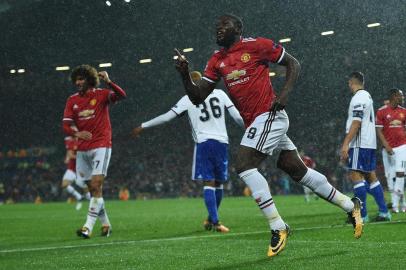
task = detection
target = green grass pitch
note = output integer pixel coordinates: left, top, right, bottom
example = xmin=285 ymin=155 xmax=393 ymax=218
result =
xmin=1 ymin=195 xmax=406 ymax=269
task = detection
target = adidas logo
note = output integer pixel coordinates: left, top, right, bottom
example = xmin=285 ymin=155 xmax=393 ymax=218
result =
xmin=220 ymin=62 xmax=225 ymax=68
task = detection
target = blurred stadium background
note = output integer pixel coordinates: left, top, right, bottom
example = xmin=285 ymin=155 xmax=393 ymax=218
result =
xmin=1 ymin=0 xmax=406 ymax=203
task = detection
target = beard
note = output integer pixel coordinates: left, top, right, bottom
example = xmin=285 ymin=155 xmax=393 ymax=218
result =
xmin=216 ymin=34 xmax=235 ymax=47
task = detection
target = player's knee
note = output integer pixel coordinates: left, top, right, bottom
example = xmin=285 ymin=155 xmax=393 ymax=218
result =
xmin=61 ymin=181 xmax=69 ymax=188
xmin=277 ymin=153 xmax=307 ymax=181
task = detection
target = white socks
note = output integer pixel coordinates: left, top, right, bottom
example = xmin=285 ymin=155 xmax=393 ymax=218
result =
xmin=84 ymin=197 xmax=104 ymax=232
xmin=299 ymin=168 xmax=354 ymax=212
xmin=239 ymin=169 xmax=286 ymax=231
xmin=393 ymin=177 xmax=405 ymax=210
xmin=66 ymin=185 xmax=82 ymax=201
xmin=98 ymin=205 xmax=111 ymax=227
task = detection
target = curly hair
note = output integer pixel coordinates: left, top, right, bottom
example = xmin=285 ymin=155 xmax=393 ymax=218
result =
xmin=70 ymin=64 xmax=100 ymax=88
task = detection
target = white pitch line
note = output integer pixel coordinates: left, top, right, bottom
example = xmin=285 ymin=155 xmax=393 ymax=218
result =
xmin=1 ymin=220 xmax=405 ymax=254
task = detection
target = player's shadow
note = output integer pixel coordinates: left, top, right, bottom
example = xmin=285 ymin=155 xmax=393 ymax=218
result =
xmin=203 ymin=250 xmax=349 ymax=270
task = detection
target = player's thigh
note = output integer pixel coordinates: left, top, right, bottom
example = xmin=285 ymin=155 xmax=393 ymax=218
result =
xmin=76 ymin=151 xmax=93 ymax=182
xmin=235 ymin=145 xmax=267 ymax=174
xmin=62 ymin=169 xmax=76 ymax=187
xmin=90 ymin=147 xmax=112 ymax=177
xmin=192 ymin=142 xmax=215 ymax=181
xmin=277 ymin=149 xmax=307 ymax=181
xmin=347 ymin=148 xmax=376 ymax=176
xmin=393 ymin=145 xmax=406 ymax=175
xmin=240 ymin=111 xmax=289 ymax=156
xmin=212 ymin=141 xmax=229 ymax=183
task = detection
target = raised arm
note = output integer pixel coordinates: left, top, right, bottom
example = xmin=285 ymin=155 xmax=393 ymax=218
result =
xmin=98 ymin=71 xmax=127 ymax=102
xmin=227 ymin=105 xmax=245 ymax=128
xmin=272 ymin=52 xmax=301 ymax=111
xmin=174 ymin=48 xmax=215 ymax=104
xmin=221 ymin=91 xmax=244 ymax=128
xmin=132 ymin=110 xmax=178 ymax=137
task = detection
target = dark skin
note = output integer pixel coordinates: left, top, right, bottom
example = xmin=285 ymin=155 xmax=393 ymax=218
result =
xmin=175 ymin=15 xmax=307 ymax=181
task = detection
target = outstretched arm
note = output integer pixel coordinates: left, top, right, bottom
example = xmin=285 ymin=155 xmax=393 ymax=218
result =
xmin=174 ymin=48 xmax=215 ymax=104
xmin=227 ymin=106 xmax=245 ymax=128
xmin=132 ymin=110 xmax=178 ymax=137
xmin=98 ymin=71 xmax=127 ymax=102
xmin=272 ymin=52 xmax=301 ymax=111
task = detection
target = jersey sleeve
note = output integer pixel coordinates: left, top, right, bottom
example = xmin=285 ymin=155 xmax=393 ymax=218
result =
xmin=375 ymin=109 xmax=384 ymax=127
xmin=63 ymin=97 xmax=74 ymax=122
xmin=350 ymin=96 xmax=365 ymax=121
xmin=256 ymin=37 xmax=285 ymax=64
xmin=217 ymin=90 xmax=234 ymax=108
xmin=108 ymin=82 xmax=127 ymax=103
xmin=171 ymin=95 xmax=191 ymax=116
xmin=203 ymin=53 xmax=220 ymax=83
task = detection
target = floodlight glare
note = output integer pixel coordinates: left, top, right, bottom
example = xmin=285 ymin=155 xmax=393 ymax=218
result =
xmin=99 ymin=63 xmax=112 ymax=67
xmin=279 ymin=38 xmax=291 ymax=43
xmin=139 ymin=59 xmax=152 ymax=64
xmin=56 ymin=66 xmax=70 ymax=71
xmin=321 ymin=31 xmax=334 ymax=36
xmin=367 ymin=23 xmax=381 ymax=28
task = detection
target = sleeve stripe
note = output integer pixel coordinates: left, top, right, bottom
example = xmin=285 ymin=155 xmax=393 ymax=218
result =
xmin=171 ymin=109 xmax=180 ymax=116
xmin=203 ymin=76 xmax=216 ymax=83
xmin=276 ymin=47 xmax=285 ymax=64
xmin=226 ymin=105 xmax=234 ymax=109
xmin=375 ymin=125 xmax=384 ymax=127
xmin=63 ymin=118 xmax=73 ymax=121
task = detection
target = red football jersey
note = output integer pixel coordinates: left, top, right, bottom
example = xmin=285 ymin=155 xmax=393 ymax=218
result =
xmin=301 ymin=155 xmax=316 ymax=169
xmin=376 ymin=105 xmax=406 ymax=148
xmin=64 ymin=136 xmax=77 ymax=171
xmin=63 ymin=88 xmax=118 ymax=151
xmin=204 ymin=37 xmax=284 ymax=126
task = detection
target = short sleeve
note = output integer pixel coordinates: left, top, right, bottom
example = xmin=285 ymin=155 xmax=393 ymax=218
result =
xmin=375 ymin=110 xmax=384 ymax=127
xmin=203 ymin=53 xmax=220 ymax=83
xmin=171 ymin=96 xmax=191 ymax=115
xmin=351 ymin=96 xmax=365 ymax=121
xmin=256 ymin=37 xmax=285 ymax=64
xmin=217 ymin=90 xmax=234 ymax=108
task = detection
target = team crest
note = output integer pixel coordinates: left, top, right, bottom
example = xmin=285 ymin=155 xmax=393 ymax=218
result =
xmin=90 ymin=99 xmax=97 ymax=106
xmin=400 ymin=113 xmax=404 ymax=119
xmin=241 ymin=53 xmax=250 ymax=63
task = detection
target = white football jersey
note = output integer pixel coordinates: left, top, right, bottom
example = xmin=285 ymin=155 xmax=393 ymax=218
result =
xmin=171 ymin=89 xmax=240 ymax=144
xmin=345 ymin=89 xmax=377 ymax=149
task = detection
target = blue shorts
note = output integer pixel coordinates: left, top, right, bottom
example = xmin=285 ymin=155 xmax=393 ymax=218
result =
xmin=347 ymin=147 xmax=376 ymax=172
xmin=192 ymin=139 xmax=228 ymax=182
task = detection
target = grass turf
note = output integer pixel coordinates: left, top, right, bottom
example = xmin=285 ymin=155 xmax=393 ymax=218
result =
xmin=1 ymin=195 xmax=406 ymax=269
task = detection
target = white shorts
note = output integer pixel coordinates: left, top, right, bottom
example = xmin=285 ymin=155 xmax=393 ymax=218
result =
xmin=76 ymin=147 xmax=112 ymax=182
xmin=62 ymin=169 xmax=76 ymax=182
xmin=240 ymin=111 xmax=296 ymax=155
xmin=393 ymin=144 xmax=406 ymax=173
